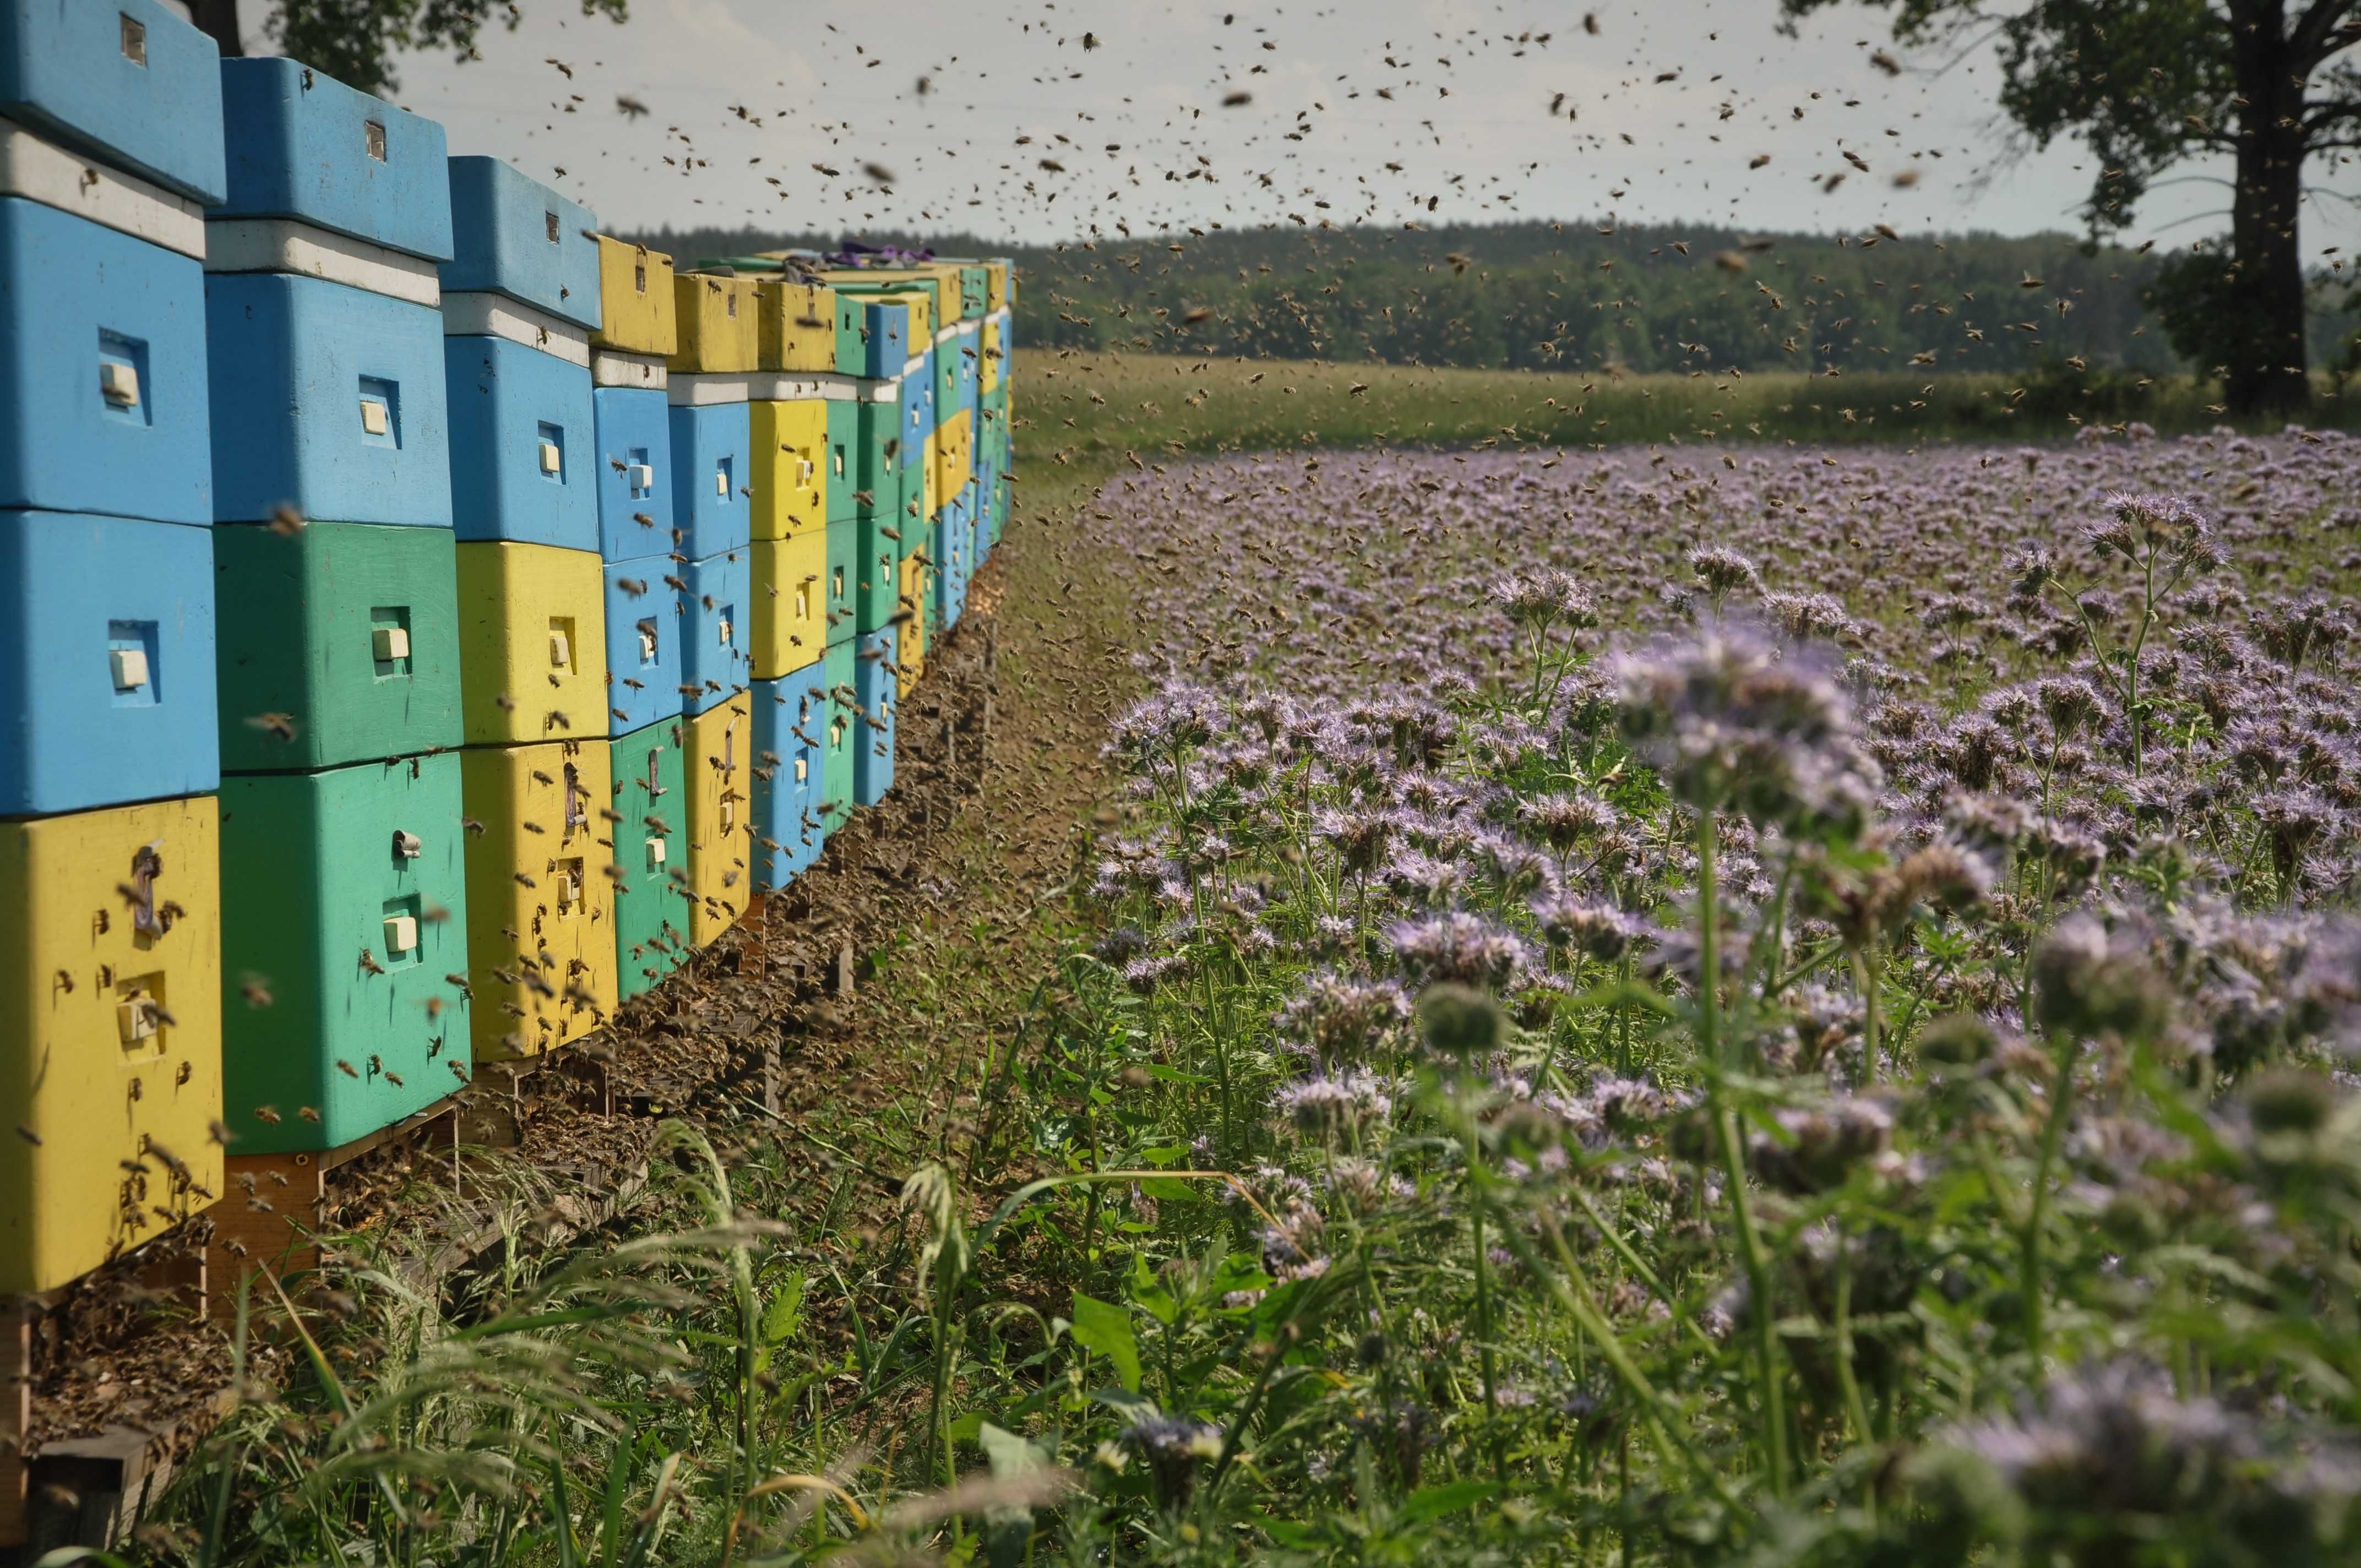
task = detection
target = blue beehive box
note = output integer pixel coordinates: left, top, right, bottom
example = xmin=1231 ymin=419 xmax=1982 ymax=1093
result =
xmin=929 ymin=504 xmax=965 ymax=636
xmin=904 ymin=347 xmax=937 ymax=443
xmin=0 ymin=198 xmax=210 ymax=525
xmin=593 ymin=384 xmax=670 ymax=559
xmin=601 ymin=557 xmax=679 ymax=736
xmin=441 ymin=156 xmax=600 ymax=330
xmin=666 ymin=399 xmax=749 ymax=559
xmin=206 ymin=272 xmax=450 ymax=526
xmin=950 ymin=331 xmax=980 ymax=415
xmin=679 ymin=546 xmax=747 ymax=715
xmin=216 ymin=57 xmax=452 ymax=260
xmin=0 ymin=509 xmax=217 ymax=814
xmin=856 ymin=301 xmax=908 ymax=379
xmin=0 ymin=0 xmax=226 ymax=204
xmin=444 ymin=336 xmax=595 ymax=550
xmin=751 ymin=665 xmax=825 ymax=888
xmin=852 ymin=625 xmax=895 ymax=807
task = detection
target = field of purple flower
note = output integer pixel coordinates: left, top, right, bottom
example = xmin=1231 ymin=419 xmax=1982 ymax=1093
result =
xmin=125 ymin=426 xmax=2361 ymax=1565
xmin=939 ymin=428 xmax=2361 ymax=1560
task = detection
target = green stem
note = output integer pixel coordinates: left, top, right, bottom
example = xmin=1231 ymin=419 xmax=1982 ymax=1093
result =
xmin=1468 ymin=1126 xmax=1508 ymax=1485
xmin=1852 ymin=944 xmax=1880 ymax=1085
xmin=1699 ymin=808 xmax=1790 ymax=1498
xmin=1832 ymin=1223 xmax=1876 ymax=1523
xmin=1536 ymin=1216 xmax=1745 ymax=1515
xmin=2022 ymin=1038 xmax=2079 ymax=1367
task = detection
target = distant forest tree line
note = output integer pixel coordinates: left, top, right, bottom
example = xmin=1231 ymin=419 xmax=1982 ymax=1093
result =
xmin=635 ymin=219 xmax=2361 ymax=386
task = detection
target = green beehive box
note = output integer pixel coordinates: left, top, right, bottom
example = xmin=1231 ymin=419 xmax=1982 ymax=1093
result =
xmin=219 ymin=752 xmax=472 ymax=1152
xmin=825 ymin=514 xmax=857 ymax=649
xmin=900 ymin=438 xmax=927 ymax=559
xmin=958 ymin=266 xmax=988 ymax=319
xmin=824 ymin=399 xmax=861 ymax=525
xmin=855 ymin=509 xmax=897 ymax=636
xmin=829 ymin=292 xmax=912 ymax=377
xmin=856 ymin=394 xmax=900 ymax=524
xmin=822 ymin=638 xmax=855 ymax=830
xmin=610 ymin=715 xmax=687 ymax=1000
xmin=215 ymin=521 xmax=463 ymax=773
xmin=830 ymin=291 xmax=863 ymax=376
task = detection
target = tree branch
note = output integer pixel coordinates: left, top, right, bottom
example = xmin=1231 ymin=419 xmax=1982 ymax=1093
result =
xmin=2292 ymin=0 xmax=2361 ymax=67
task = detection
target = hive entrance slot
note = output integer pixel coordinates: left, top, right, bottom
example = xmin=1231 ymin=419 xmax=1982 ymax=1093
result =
xmin=115 ymin=972 xmax=165 ymax=1057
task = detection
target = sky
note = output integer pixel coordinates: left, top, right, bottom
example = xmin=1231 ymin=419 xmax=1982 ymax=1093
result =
xmin=194 ymin=0 xmax=2361 ymax=258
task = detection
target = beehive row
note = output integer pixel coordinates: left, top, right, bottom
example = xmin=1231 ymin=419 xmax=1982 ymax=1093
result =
xmin=0 ymin=1 xmax=1014 ymax=1300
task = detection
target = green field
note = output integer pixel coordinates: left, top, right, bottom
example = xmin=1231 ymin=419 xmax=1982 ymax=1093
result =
xmin=1021 ymin=355 xmax=2361 ymax=476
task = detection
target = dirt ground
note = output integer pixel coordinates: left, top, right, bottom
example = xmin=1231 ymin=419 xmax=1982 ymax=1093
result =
xmin=18 ymin=462 xmax=1145 ymax=1501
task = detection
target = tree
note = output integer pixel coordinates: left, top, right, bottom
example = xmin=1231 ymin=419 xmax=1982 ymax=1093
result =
xmin=1781 ymin=0 xmax=2361 ymax=416
xmin=191 ymin=0 xmax=627 ymax=98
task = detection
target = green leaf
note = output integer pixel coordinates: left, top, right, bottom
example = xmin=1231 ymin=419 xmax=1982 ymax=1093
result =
xmin=1144 ymin=1063 xmax=1214 ymax=1085
xmin=1394 ymin=1479 xmax=1503 ymax=1525
xmin=977 ymin=1421 xmax=1048 ymax=1478
xmin=946 ymin=1410 xmax=989 ymax=1444
xmin=1068 ymin=1293 xmax=1142 ymax=1392
xmin=1129 ymin=1253 xmax=1180 ymax=1325
xmin=760 ymin=1271 xmax=806 ymax=1345
xmin=1089 ymin=1386 xmax=1159 ymax=1419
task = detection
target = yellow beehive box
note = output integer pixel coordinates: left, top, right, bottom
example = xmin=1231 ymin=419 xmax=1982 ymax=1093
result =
xmin=749 ymin=398 xmax=828 ymax=539
xmin=459 ymin=738 xmax=617 ymax=1060
xmin=670 ymin=270 xmax=761 ymax=374
xmin=934 ymin=407 xmax=973 ymax=503
xmin=981 ymin=262 xmax=1009 ymax=314
xmin=896 ymin=553 xmax=927 ymax=699
xmin=456 ymin=542 xmax=610 ymax=747
xmin=852 ymin=265 xmax=965 ymax=326
xmin=758 ymin=279 xmax=837 ymax=372
xmin=590 ymin=235 xmax=677 ymax=357
xmin=921 ymin=426 xmax=941 ymax=519
xmin=980 ymin=315 xmax=1003 ymax=395
xmin=750 ymin=531 xmax=827 ymax=679
xmin=682 ymin=694 xmax=752 ymax=948
xmin=880 ymin=287 xmax=932 ymax=349
xmin=1 ymin=795 xmax=223 ymax=1294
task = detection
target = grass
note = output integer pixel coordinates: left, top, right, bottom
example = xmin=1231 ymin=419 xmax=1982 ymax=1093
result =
xmin=1023 ymin=353 xmax=2361 ymax=462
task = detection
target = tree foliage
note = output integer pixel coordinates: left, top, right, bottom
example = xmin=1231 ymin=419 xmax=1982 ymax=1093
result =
xmin=192 ymin=0 xmax=627 ymax=97
xmin=1783 ymin=0 xmax=2361 ymax=416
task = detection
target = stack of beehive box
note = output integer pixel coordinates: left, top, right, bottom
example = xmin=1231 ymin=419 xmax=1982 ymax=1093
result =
xmin=0 ymin=0 xmax=227 ymax=1296
xmin=661 ymin=266 xmax=756 ymax=948
xmin=743 ymin=275 xmax=838 ymax=891
xmin=824 ymin=264 xmax=971 ymax=646
xmin=585 ymin=235 xmax=684 ymax=1000
xmin=975 ymin=258 xmax=1015 ymax=556
xmin=820 ymin=278 xmax=921 ymax=807
xmin=438 ymin=154 xmax=619 ymax=1058
xmin=205 ymin=60 xmax=478 ymax=1159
